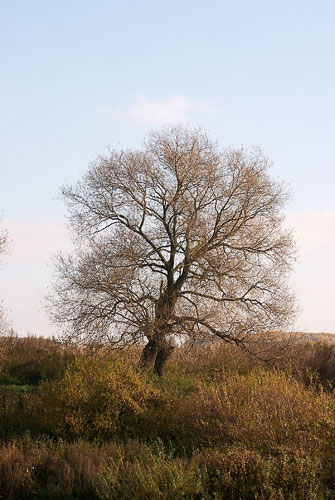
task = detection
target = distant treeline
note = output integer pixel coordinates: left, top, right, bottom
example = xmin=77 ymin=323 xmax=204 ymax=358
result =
xmin=296 ymin=331 xmax=335 ymax=343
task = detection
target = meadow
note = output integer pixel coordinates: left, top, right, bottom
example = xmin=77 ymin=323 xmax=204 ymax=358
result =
xmin=1 ymin=334 xmax=335 ymax=499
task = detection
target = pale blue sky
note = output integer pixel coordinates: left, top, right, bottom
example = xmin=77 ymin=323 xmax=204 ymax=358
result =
xmin=1 ymin=1 xmax=334 ymax=335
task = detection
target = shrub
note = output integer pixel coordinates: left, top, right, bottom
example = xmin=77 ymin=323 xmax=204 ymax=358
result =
xmin=304 ymin=341 xmax=335 ymax=388
xmin=0 ymin=438 xmax=331 ymax=500
xmin=0 ymin=440 xmax=34 ymax=500
xmin=32 ymin=354 xmax=159 ymax=439
xmin=0 ymin=387 xmax=33 ymax=439
xmin=184 ymin=369 xmax=335 ymax=455
xmin=0 ymin=335 xmax=74 ymax=386
xmin=194 ymin=447 xmax=322 ymax=500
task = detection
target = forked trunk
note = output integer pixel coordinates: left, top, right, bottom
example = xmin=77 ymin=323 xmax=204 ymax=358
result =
xmin=139 ymin=337 xmax=175 ymax=376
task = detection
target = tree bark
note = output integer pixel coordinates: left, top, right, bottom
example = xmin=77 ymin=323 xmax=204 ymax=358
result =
xmin=138 ymin=336 xmax=175 ymax=376
xmin=139 ymin=292 xmax=177 ymax=375
xmin=154 ymin=343 xmax=175 ymax=376
xmin=138 ymin=338 xmax=158 ymax=370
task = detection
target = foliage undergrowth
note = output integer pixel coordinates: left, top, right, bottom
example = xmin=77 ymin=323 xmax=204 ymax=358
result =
xmin=1 ymin=334 xmax=335 ymax=498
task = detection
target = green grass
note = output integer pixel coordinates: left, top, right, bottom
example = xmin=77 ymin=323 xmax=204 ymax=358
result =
xmin=0 ymin=383 xmax=31 ymax=394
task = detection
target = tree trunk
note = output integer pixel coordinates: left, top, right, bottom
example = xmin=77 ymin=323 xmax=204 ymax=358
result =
xmin=154 ymin=343 xmax=175 ymax=376
xmin=138 ymin=338 xmax=158 ymax=370
xmin=139 ymin=292 xmax=177 ymax=375
xmin=138 ymin=337 xmax=175 ymax=376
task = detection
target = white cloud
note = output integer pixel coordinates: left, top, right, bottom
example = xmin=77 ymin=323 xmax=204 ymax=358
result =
xmin=114 ymin=95 xmax=213 ymax=125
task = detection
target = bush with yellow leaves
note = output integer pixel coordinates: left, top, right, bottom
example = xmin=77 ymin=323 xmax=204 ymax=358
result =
xmin=32 ymin=353 xmax=158 ymax=439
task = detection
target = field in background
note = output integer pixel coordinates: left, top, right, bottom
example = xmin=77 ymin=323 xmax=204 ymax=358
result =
xmin=1 ymin=333 xmax=335 ymax=499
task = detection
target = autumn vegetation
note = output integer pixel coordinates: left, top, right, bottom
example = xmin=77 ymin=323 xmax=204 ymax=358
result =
xmin=1 ymin=127 xmax=332 ymax=498
xmin=1 ymin=334 xmax=335 ymax=499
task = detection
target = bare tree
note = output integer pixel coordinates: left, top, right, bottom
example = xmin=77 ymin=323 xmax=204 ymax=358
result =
xmin=49 ymin=126 xmax=296 ymax=375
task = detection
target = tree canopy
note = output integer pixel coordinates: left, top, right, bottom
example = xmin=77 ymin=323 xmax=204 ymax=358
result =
xmin=49 ymin=126 xmax=296 ymax=375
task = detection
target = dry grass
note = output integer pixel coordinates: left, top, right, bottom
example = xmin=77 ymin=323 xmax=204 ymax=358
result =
xmin=184 ymin=369 xmax=335 ymax=454
xmin=0 ymin=438 xmax=331 ymax=500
